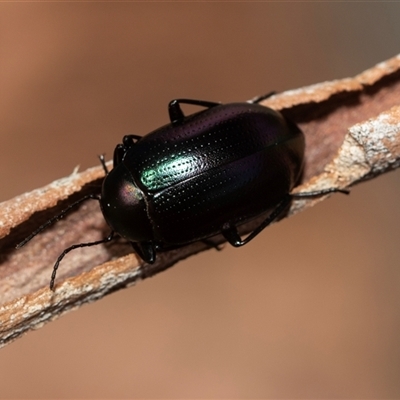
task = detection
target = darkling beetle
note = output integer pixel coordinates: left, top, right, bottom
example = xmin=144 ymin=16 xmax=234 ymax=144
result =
xmin=17 ymin=93 xmax=348 ymax=290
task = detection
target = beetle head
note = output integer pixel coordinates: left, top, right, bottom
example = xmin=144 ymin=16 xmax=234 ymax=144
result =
xmin=100 ymin=164 xmax=153 ymax=242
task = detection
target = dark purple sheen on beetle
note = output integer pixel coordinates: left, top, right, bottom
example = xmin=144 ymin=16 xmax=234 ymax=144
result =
xmin=100 ymin=100 xmax=305 ymax=262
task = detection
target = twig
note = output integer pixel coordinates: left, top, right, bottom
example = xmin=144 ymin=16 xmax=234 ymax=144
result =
xmin=1 ymin=54 xmax=400 ymax=348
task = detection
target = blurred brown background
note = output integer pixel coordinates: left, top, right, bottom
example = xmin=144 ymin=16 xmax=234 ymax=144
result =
xmin=1 ymin=3 xmax=400 ymax=398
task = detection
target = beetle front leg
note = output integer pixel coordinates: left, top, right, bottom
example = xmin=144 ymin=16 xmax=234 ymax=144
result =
xmin=113 ymin=135 xmax=143 ymax=167
xmin=113 ymin=144 xmax=125 ymax=167
xmin=222 ymin=195 xmax=292 ymax=247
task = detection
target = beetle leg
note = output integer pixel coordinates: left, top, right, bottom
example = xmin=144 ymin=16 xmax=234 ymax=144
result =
xmin=168 ymin=99 xmax=220 ymax=125
xmin=113 ymin=144 xmax=126 ymax=167
xmin=113 ymin=135 xmax=142 ymax=167
xmin=123 ymin=134 xmax=142 ymax=147
xmin=291 ymin=187 xmax=350 ymax=197
xmin=248 ymin=91 xmax=276 ymax=104
xmin=222 ymin=195 xmax=292 ymax=247
xmin=130 ymin=241 xmax=156 ymax=264
xmin=223 ymin=187 xmax=349 ymax=248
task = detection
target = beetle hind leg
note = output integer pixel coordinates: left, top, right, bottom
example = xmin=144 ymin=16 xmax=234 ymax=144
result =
xmin=222 ymin=195 xmax=292 ymax=247
xmin=291 ymin=187 xmax=350 ymax=197
xmin=222 ymin=187 xmax=349 ymax=248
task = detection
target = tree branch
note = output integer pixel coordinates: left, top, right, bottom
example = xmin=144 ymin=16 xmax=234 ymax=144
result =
xmin=1 ymin=54 xmax=400 ymax=347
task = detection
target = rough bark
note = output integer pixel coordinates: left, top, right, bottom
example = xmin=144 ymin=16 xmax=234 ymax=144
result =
xmin=1 ymin=54 xmax=400 ymax=348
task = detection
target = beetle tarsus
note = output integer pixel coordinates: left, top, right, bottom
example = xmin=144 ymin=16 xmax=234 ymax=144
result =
xmin=130 ymin=241 xmax=156 ymax=264
xmin=202 ymin=239 xmax=223 ymax=251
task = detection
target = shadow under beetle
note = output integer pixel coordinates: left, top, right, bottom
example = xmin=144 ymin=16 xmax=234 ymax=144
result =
xmin=17 ymin=94 xmax=348 ymax=290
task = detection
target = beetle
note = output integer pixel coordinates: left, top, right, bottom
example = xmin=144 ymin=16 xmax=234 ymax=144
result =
xmin=17 ymin=95 xmax=348 ymax=289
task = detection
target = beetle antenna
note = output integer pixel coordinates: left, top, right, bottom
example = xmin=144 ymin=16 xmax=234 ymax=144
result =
xmin=49 ymin=230 xmax=114 ymax=290
xmin=16 ymin=194 xmax=101 ymax=249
